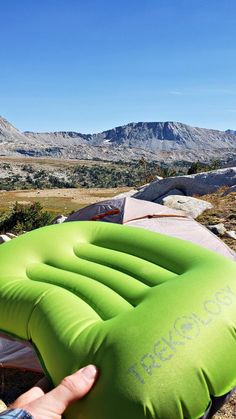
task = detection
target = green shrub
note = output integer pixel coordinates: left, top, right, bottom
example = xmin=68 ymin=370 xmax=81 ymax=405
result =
xmin=0 ymin=202 xmax=53 ymax=234
xmin=187 ymin=160 xmax=221 ymax=175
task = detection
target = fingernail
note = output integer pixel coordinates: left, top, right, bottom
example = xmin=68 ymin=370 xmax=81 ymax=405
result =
xmin=81 ymin=365 xmax=97 ymax=380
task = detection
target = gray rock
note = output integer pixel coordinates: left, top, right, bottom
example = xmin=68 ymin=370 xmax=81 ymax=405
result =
xmin=133 ymin=168 xmax=236 ymax=202
xmin=226 ymin=230 xmax=236 ymax=240
xmin=0 ymin=234 xmax=11 ymax=244
xmin=51 ymin=215 xmax=68 ymax=224
xmin=162 ymin=195 xmax=213 ymax=218
xmin=156 ymin=188 xmax=185 ymax=200
xmin=207 ymin=223 xmax=226 ymax=236
xmin=5 ymin=232 xmax=17 ymax=239
xmin=221 ymin=185 xmax=236 ymax=196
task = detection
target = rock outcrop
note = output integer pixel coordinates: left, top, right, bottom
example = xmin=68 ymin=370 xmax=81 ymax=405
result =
xmin=133 ymin=168 xmax=236 ymax=202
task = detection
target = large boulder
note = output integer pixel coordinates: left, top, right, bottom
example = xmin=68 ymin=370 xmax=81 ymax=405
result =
xmin=133 ymin=168 xmax=236 ymax=202
xmin=161 ymin=195 xmax=213 ymax=218
xmin=114 ymin=189 xmax=139 ymax=199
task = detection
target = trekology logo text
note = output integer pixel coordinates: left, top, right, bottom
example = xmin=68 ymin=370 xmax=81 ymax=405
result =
xmin=128 ymin=285 xmax=236 ymax=385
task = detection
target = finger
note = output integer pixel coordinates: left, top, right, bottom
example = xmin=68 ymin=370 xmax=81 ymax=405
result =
xmin=26 ymin=365 xmax=98 ymax=415
xmin=11 ymin=377 xmax=51 ymax=408
xmin=45 ymin=365 xmax=97 ymax=409
xmin=11 ymin=386 xmax=46 ymax=408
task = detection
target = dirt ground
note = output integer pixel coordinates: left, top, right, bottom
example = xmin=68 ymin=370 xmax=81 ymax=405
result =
xmin=214 ymin=393 xmax=236 ymax=418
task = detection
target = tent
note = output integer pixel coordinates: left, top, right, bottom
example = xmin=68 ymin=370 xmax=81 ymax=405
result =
xmin=0 ymin=197 xmax=235 ymax=372
xmin=66 ymin=197 xmax=236 ymax=261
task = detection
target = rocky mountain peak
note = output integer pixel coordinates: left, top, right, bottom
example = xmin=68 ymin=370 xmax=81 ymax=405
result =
xmin=0 ymin=116 xmax=235 ymax=163
xmin=0 ymin=115 xmax=19 ymax=132
xmin=0 ymin=115 xmax=28 ymax=142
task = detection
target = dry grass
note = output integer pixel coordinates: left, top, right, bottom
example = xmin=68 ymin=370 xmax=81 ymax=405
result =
xmin=196 ymin=189 xmax=236 ymax=252
xmin=0 ymin=187 xmax=131 ymax=215
xmin=0 ymin=156 xmax=114 ymax=168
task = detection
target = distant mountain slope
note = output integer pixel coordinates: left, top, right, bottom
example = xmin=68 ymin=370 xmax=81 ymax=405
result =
xmin=89 ymin=121 xmax=236 ymax=151
xmin=0 ymin=116 xmax=235 ymax=162
xmin=225 ymin=129 xmax=236 ymax=135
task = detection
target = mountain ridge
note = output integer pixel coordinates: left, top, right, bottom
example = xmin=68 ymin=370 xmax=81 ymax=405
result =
xmin=0 ymin=116 xmax=236 ymax=163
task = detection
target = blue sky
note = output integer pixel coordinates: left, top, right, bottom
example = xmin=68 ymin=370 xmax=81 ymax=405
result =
xmin=1 ymin=0 xmax=236 ymax=133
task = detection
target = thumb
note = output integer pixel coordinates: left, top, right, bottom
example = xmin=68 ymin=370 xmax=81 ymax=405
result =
xmin=24 ymin=365 xmax=98 ymax=418
xmin=43 ymin=365 xmax=98 ymax=411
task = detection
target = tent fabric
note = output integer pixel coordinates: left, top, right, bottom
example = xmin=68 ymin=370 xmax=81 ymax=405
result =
xmin=67 ymin=199 xmax=126 ymax=224
xmin=66 ymin=197 xmax=236 ymax=261
xmin=0 ymin=332 xmax=42 ymax=371
xmin=66 ymin=197 xmax=186 ymax=224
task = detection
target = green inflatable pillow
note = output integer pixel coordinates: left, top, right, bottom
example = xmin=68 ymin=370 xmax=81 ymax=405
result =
xmin=0 ymin=221 xmax=236 ymax=419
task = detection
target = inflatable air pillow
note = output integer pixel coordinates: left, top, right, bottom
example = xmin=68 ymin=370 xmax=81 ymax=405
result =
xmin=0 ymin=221 xmax=236 ymax=419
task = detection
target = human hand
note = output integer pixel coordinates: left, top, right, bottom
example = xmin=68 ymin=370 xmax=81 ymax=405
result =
xmin=10 ymin=365 xmax=98 ymax=419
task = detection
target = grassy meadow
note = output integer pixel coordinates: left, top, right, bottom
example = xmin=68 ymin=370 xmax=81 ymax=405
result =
xmin=0 ymin=186 xmax=131 ymax=215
